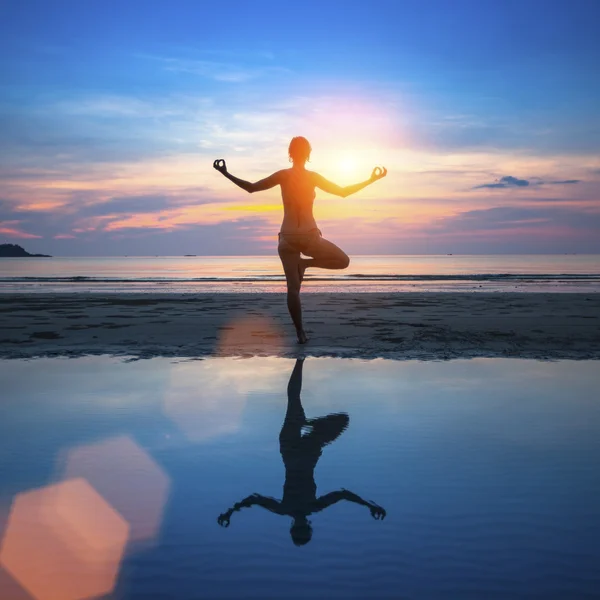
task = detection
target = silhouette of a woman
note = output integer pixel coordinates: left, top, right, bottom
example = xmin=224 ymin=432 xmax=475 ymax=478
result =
xmin=217 ymin=358 xmax=386 ymax=546
xmin=214 ymin=138 xmax=387 ymax=343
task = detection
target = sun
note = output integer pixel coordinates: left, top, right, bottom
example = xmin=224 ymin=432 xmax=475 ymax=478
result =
xmin=316 ymin=145 xmax=378 ymax=183
xmin=333 ymin=153 xmax=360 ymax=181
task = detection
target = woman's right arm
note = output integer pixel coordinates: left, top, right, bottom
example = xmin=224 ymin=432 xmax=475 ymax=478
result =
xmin=213 ymin=159 xmax=281 ymax=194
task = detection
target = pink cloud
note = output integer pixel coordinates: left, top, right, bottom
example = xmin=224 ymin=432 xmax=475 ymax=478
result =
xmin=0 ymin=222 xmax=42 ymax=239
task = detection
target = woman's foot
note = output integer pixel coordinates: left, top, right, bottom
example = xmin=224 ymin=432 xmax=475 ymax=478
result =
xmin=296 ymin=329 xmax=309 ymax=344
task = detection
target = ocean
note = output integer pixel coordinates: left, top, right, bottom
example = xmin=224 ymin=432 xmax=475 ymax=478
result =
xmin=1 ymin=255 xmax=599 ymax=294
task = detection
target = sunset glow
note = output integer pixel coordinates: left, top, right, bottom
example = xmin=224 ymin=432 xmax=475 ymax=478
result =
xmin=0 ymin=2 xmax=598 ymax=255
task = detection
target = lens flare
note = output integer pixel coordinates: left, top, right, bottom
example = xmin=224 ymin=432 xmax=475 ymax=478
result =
xmin=59 ymin=436 xmax=170 ymax=546
xmin=0 ymin=479 xmax=129 ymax=600
xmin=215 ymin=314 xmax=287 ymax=357
xmin=163 ymin=361 xmax=248 ymax=443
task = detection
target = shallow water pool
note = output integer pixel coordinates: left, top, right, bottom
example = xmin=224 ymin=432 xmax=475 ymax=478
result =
xmin=1 ymin=357 xmax=599 ymax=599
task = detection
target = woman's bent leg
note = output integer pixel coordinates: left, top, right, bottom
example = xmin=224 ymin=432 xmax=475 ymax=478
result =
xmin=303 ymin=237 xmax=350 ymax=270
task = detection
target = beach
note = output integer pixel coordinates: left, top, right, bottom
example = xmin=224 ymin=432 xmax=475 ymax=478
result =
xmin=2 ymin=291 xmax=599 ymax=360
xmin=3 ymin=265 xmax=600 ymax=597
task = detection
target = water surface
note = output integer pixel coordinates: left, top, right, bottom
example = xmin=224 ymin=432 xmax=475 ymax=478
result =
xmin=2 ymin=254 xmax=599 ymax=293
xmin=1 ymin=357 xmax=599 ymax=599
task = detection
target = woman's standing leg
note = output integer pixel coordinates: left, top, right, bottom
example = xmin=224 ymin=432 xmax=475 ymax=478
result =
xmin=278 ymin=239 xmax=308 ymax=344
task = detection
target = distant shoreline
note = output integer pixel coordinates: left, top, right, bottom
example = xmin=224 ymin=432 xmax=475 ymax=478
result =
xmin=0 ymin=243 xmax=51 ymax=258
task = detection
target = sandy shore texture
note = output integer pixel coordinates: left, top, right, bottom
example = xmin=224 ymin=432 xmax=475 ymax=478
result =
xmin=1 ymin=292 xmax=600 ymax=360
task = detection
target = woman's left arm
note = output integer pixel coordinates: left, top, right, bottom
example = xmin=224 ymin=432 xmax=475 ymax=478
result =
xmin=213 ymin=159 xmax=281 ymax=194
xmin=314 ymin=489 xmax=386 ymax=519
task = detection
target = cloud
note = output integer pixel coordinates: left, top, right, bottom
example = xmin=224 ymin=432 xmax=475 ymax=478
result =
xmin=0 ymin=221 xmax=42 ymax=239
xmin=77 ymin=193 xmax=211 ymax=218
xmin=474 ymin=175 xmax=581 ymax=189
xmin=12 ymin=217 xmax=279 ymax=257
xmin=52 ymin=96 xmax=184 ymax=119
xmin=474 ymin=175 xmax=530 ymax=189
xmin=0 ymin=182 xmax=284 ymax=251
xmin=137 ymin=54 xmax=290 ymax=83
xmin=431 ymin=205 xmax=600 ymax=233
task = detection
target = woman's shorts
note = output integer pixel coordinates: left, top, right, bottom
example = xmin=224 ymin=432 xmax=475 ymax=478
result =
xmin=278 ymin=228 xmax=322 ymax=254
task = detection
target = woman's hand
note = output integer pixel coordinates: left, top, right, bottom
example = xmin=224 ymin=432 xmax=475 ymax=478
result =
xmin=213 ymin=159 xmax=228 ymax=175
xmin=217 ymin=511 xmax=232 ymax=527
xmin=369 ymin=503 xmax=386 ymax=520
xmin=370 ymin=166 xmax=387 ymax=182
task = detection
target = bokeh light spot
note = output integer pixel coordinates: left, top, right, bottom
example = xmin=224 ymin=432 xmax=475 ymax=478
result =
xmin=60 ymin=436 xmax=169 ymax=545
xmin=163 ymin=357 xmax=288 ymax=443
xmin=215 ymin=315 xmax=287 ymax=357
xmin=0 ymin=479 xmax=129 ymax=600
xmin=163 ymin=361 xmax=247 ymax=443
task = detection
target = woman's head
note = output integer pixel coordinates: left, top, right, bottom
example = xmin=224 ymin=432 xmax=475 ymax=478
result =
xmin=288 ymin=136 xmax=311 ymax=165
xmin=290 ymin=516 xmax=313 ymax=546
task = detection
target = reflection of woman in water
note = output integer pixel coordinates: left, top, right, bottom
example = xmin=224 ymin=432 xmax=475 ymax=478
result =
xmin=217 ymin=359 xmax=386 ymax=546
xmin=214 ymin=138 xmax=387 ymax=343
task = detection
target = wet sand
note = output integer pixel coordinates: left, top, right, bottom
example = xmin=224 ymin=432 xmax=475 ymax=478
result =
xmin=1 ymin=292 xmax=599 ymax=360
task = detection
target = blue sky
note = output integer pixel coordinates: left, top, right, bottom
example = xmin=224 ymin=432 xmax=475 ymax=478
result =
xmin=1 ymin=0 xmax=599 ymax=255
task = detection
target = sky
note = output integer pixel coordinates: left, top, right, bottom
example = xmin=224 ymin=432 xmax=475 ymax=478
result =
xmin=0 ymin=0 xmax=599 ymax=256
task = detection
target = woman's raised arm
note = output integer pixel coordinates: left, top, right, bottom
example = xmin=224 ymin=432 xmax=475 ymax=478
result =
xmin=213 ymin=159 xmax=282 ymax=194
xmin=313 ymin=167 xmax=387 ymax=198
